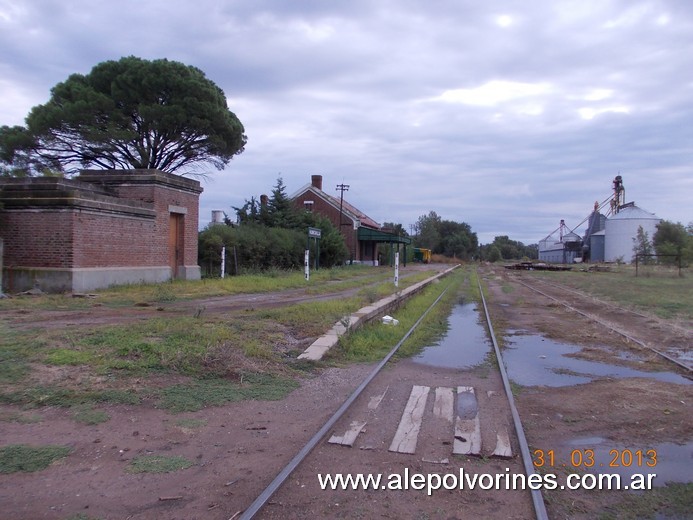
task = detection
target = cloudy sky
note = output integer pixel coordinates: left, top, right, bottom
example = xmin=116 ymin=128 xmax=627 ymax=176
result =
xmin=1 ymin=0 xmax=692 ymax=244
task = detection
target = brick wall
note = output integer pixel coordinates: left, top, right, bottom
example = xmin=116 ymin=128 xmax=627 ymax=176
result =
xmin=79 ymin=170 xmax=202 ymax=267
xmin=0 ymin=210 xmax=75 ymax=268
xmin=0 ymin=170 xmax=202 ymax=291
xmin=293 ymin=189 xmax=361 ymax=260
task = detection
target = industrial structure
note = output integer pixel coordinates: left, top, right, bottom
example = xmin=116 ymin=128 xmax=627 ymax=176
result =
xmin=538 ymin=175 xmax=661 ymax=264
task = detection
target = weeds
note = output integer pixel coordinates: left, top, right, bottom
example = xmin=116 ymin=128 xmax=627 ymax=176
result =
xmin=157 ymin=374 xmax=298 ymax=413
xmin=336 ymin=269 xmax=466 ymax=362
xmin=72 ymin=405 xmax=110 ymax=425
xmin=0 ymin=444 xmax=71 ymax=473
xmin=127 ymin=455 xmax=194 ymax=473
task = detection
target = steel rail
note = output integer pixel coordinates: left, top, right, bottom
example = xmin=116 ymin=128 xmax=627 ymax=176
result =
xmin=477 ymin=275 xmax=550 ymax=520
xmin=239 ymin=283 xmax=452 ymax=520
xmin=530 ymin=277 xmax=692 ymax=338
xmin=515 ymin=278 xmax=692 ymax=373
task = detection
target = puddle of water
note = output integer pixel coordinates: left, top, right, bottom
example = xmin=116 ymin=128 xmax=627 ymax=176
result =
xmin=502 ymin=334 xmax=691 ymax=387
xmin=563 ymin=437 xmax=692 ymax=485
xmin=456 ymin=391 xmax=478 ymax=419
xmin=412 ymin=303 xmax=491 ymax=369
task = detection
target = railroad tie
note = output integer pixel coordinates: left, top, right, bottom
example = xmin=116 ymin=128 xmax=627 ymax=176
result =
xmin=389 ymin=385 xmax=430 ymax=454
xmin=453 ymin=386 xmax=482 ymax=456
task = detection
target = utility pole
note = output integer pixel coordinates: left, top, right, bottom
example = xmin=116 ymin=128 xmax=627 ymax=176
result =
xmin=336 ymin=183 xmax=349 ymax=228
xmin=336 ymin=183 xmax=351 ymax=261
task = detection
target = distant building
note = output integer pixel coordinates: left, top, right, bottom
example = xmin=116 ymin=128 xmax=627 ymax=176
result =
xmin=0 ymin=169 xmax=202 ymax=293
xmin=538 ymin=176 xmax=661 ymax=264
xmin=603 ymin=203 xmax=661 ymax=262
xmin=290 ymin=175 xmax=410 ymax=264
xmin=538 ymin=220 xmax=582 ymax=263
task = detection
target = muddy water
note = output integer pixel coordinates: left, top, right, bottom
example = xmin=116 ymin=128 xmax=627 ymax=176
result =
xmin=502 ymin=333 xmax=691 ymax=387
xmin=412 ymin=302 xmax=492 ymax=369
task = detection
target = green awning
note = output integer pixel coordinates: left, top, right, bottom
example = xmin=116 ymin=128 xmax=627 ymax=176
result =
xmin=357 ymin=227 xmax=412 ymax=244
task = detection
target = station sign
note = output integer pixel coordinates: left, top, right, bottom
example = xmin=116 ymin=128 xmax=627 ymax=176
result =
xmin=308 ymin=227 xmax=322 ymax=238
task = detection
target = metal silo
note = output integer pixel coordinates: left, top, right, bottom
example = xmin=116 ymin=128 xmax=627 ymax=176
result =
xmin=604 ymin=203 xmax=661 ymax=263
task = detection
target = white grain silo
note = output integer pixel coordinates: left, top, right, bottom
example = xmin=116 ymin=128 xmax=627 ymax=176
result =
xmin=604 ymin=203 xmax=661 ymax=263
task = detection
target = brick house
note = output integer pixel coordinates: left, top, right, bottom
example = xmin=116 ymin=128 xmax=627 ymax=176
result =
xmin=0 ymin=169 xmax=202 ymax=293
xmin=290 ymin=175 xmax=410 ymax=265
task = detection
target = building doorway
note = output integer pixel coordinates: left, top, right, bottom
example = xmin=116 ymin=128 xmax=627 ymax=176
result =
xmin=168 ymin=213 xmax=184 ymax=279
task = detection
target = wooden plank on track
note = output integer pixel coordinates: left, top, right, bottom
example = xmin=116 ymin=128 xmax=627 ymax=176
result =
xmin=328 ymin=421 xmax=367 ymax=447
xmin=453 ymin=386 xmax=481 ymax=456
xmin=368 ymin=386 xmax=389 ymax=410
xmin=433 ymin=387 xmax=454 ymax=423
xmin=389 ymin=385 xmax=430 ymax=454
xmin=492 ymin=428 xmax=513 ymax=458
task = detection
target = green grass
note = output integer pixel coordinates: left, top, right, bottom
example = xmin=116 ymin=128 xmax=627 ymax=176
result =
xmin=533 ymin=269 xmax=692 ymax=321
xmin=0 ymin=265 xmax=438 ymax=312
xmin=157 ymin=374 xmax=298 ymax=413
xmin=0 ymin=324 xmax=35 ymax=384
xmin=597 ymin=483 xmax=692 ymax=519
xmin=335 ymin=269 xmax=467 ymax=362
xmin=0 ymin=265 xmax=449 ymax=412
xmin=0 ymin=411 xmax=42 ymax=423
xmin=72 ymin=405 xmax=110 ymax=425
xmin=0 ymin=444 xmax=71 ymax=473
xmin=127 ymin=455 xmax=194 ymax=473
xmin=0 ymin=386 xmax=140 ymax=408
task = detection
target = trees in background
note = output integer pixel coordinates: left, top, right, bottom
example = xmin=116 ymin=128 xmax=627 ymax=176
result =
xmin=411 ymin=211 xmax=478 ymax=260
xmin=0 ymin=56 xmax=246 ymax=176
xmin=479 ymin=236 xmax=538 ymax=262
xmin=653 ymin=220 xmax=693 ymax=266
xmin=199 ymin=177 xmax=347 ymax=274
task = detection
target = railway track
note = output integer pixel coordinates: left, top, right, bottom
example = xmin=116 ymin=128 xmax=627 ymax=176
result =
xmin=238 ymin=275 xmax=549 ymax=520
xmin=509 ymin=274 xmax=692 ymax=373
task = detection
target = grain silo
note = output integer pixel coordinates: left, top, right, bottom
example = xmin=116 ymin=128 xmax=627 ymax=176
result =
xmin=539 ymin=220 xmax=582 ymax=263
xmin=604 ymin=202 xmax=661 ymax=263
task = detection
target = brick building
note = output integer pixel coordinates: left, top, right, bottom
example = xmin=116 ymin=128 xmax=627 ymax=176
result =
xmin=290 ymin=175 xmax=410 ymax=264
xmin=0 ymin=169 xmax=202 ymax=293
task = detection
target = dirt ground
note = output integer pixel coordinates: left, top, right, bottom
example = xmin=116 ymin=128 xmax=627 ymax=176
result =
xmin=0 ymin=264 xmax=691 ymax=520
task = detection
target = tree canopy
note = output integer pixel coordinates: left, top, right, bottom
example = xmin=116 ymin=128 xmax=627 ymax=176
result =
xmin=0 ymin=56 xmax=246 ymax=176
xmin=653 ymin=220 xmax=693 ymax=266
xmin=200 ymin=177 xmax=348 ymax=274
xmin=412 ymin=211 xmax=479 ymax=260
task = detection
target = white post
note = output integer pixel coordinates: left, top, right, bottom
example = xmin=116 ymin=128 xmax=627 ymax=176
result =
xmin=221 ymin=246 xmax=226 ymax=278
xmin=394 ymin=251 xmax=399 ymax=287
xmin=304 ymin=249 xmax=310 ymax=281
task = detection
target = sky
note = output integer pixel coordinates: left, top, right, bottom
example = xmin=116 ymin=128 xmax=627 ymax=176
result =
xmin=1 ymin=0 xmax=692 ymax=245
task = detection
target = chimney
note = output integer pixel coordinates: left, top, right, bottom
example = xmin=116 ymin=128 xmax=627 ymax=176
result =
xmin=311 ymin=175 xmax=323 ymax=190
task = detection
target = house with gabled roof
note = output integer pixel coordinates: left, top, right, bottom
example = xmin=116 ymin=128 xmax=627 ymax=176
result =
xmin=290 ymin=175 xmax=410 ymax=265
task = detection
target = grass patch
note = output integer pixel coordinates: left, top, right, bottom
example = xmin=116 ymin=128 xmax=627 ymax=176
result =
xmin=0 ymin=386 xmax=139 ymax=408
xmin=598 ymin=483 xmax=692 ymax=519
xmin=335 ymin=269 xmax=467 ymax=362
xmin=127 ymin=455 xmax=194 ymax=474
xmin=0 ymin=444 xmax=71 ymax=473
xmin=0 ymin=411 xmax=42 ymax=423
xmin=0 ymin=266 xmax=447 ymax=412
xmin=0 ymin=323 xmax=33 ymax=384
xmin=157 ymin=374 xmax=299 ymax=413
xmin=534 ymin=269 xmax=692 ymax=321
xmin=45 ymin=348 xmax=94 ymax=366
xmin=72 ymin=405 xmax=110 ymax=425
xmin=257 ymin=299 xmax=357 ymax=337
